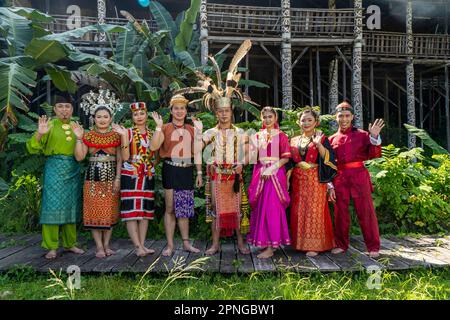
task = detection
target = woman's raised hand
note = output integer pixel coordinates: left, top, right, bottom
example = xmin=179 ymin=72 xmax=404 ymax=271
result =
xmin=112 ymin=123 xmax=127 ymax=136
xmin=151 ymin=112 xmax=164 ymax=128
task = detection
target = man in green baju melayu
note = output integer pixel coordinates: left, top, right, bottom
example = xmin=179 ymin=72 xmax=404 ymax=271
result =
xmin=27 ymin=94 xmax=85 ymax=259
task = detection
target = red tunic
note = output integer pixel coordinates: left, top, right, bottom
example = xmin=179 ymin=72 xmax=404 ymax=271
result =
xmin=328 ymin=126 xmax=381 ymax=252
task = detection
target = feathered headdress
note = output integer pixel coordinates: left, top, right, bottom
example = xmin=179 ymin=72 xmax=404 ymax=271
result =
xmin=174 ymin=40 xmax=258 ymax=111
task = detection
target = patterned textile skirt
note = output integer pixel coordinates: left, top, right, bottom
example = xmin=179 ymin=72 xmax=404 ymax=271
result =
xmin=40 ymin=155 xmax=81 ymax=225
xmin=290 ymin=167 xmax=335 ymax=252
xmin=246 ymin=163 xmax=291 ymax=248
xmin=211 ymin=179 xmax=241 ymax=237
xmin=162 ymin=161 xmax=195 ymax=219
xmin=120 ymin=168 xmax=155 ymax=221
xmin=83 ymin=159 xmax=119 ymax=229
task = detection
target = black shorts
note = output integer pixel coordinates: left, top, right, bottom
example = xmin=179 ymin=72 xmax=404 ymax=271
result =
xmin=162 ymin=160 xmax=194 ymax=190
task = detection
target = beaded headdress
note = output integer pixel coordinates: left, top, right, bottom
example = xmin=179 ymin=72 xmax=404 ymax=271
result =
xmin=130 ymin=102 xmax=147 ymax=112
xmin=80 ymin=88 xmax=121 ymax=127
xmin=173 ymin=40 xmax=258 ymax=111
xmin=335 ymin=101 xmax=354 ymax=114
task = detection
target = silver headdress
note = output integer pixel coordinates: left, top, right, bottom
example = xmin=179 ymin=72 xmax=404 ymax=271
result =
xmin=80 ymin=88 xmax=122 ymax=127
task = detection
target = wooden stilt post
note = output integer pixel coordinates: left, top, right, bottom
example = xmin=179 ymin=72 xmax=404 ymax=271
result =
xmin=316 ymin=48 xmax=322 ymax=109
xmin=352 ymin=0 xmax=363 ymax=128
xmin=384 ymin=74 xmax=389 ymax=124
xmin=445 ymin=65 xmax=450 ymax=151
xmin=406 ymin=0 xmax=416 ymax=148
xmin=200 ymin=0 xmax=209 ymax=66
xmin=342 ymin=57 xmax=347 ymax=100
xmin=281 ymin=0 xmax=293 ymax=110
xmin=398 ymin=87 xmax=402 ymax=130
xmin=245 ymin=54 xmax=249 ymax=121
xmin=329 ymin=57 xmax=339 ymax=113
xmin=370 ymin=61 xmax=375 ymax=122
xmin=309 ymin=49 xmax=314 ymax=106
xmin=97 ymin=0 xmax=106 ymax=56
xmin=274 ymin=64 xmax=279 ymax=108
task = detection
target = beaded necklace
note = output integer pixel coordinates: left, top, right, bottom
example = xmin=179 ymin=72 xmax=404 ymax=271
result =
xmin=131 ymin=126 xmax=154 ymax=176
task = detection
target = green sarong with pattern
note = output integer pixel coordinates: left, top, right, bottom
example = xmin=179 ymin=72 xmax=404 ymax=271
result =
xmin=40 ymin=155 xmax=81 ymax=225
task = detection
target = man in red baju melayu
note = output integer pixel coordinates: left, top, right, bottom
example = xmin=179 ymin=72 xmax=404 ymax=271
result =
xmin=328 ymin=101 xmax=385 ymax=258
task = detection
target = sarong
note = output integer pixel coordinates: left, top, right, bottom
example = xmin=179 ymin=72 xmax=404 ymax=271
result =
xmin=174 ymin=190 xmax=195 ymax=218
xmin=40 ymin=155 xmax=81 ymax=225
xmin=290 ymin=167 xmax=335 ymax=251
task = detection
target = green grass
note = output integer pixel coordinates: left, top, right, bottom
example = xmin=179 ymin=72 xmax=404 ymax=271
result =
xmin=0 ymin=265 xmax=449 ymax=300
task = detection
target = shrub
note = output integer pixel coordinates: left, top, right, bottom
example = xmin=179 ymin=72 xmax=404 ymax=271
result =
xmin=367 ymin=145 xmax=450 ymax=234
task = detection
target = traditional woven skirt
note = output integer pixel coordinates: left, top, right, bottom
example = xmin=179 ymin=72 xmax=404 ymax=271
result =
xmin=162 ymin=160 xmax=195 ymax=219
xmin=83 ymin=156 xmax=119 ymax=229
xmin=290 ymin=167 xmax=335 ymax=252
xmin=40 ymin=155 xmax=81 ymax=225
xmin=211 ymin=179 xmax=241 ymax=237
xmin=120 ymin=167 xmax=155 ymax=221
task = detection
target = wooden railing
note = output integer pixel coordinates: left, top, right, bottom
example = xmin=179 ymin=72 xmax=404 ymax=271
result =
xmin=207 ymin=4 xmax=282 ymax=36
xmin=291 ymin=8 xmax=354 ymax=37
xmin=47 ymin=15 xmax=157 ymax=45
xmin=44 ymin=9 xmax=450 ymax=60
xmin=364 ymin=31 xmax=450 ymax=59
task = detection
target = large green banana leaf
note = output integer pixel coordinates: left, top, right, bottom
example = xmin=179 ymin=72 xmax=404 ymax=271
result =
xmin=149 ymin=1 xmax=177 ymax=42
xmin=0 ymin=7 xmax=33 ymax=56
xmin=403 ymin=124 xmax=449 ymax=155
xmin=174 ymin=0 xmax=200 ymax=53
xmin=0 ymin=61 xmax=37 ymax=125
xmin=24 ymin=38 xmax=68 ymax=64
xmin=45 ymin=65 xmax=77 ymax=94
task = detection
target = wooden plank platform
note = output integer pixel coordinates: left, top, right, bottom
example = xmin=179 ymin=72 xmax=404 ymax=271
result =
xmin=0 ymin=234 xmax=448 ymax=274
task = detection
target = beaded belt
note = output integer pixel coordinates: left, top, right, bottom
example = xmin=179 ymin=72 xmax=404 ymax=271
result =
xmin=164 ymin=159 xmax=193 ymax=168
xmin=89 ymin=156 xmax=116 ymax=162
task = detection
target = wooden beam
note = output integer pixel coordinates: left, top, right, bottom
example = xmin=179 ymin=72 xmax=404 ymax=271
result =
xmin=292 ymin=47 xmax=309 ymax=68
xmin=259 ymin=43 xmax=281 ymax=68
xmin=335 ymin=46 xmax=352 ymax=70
xmin=215 ymin=44 xmax=231 ymax=56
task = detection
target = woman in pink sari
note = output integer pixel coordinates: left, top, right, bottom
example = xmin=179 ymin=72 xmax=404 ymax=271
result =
xmin=247 ymin=107 xmax=291 ymax=259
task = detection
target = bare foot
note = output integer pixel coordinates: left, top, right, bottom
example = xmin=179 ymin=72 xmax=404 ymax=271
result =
xmin=105 ymin=248 xmax=116 ymax=256
xmin=162 ymin=246 xmax=173 ymax=257
xmin=256 ymin=248 xmax=273 ymax=259
xmin=135 ymin=247 xmax=147 ymax=257
xmin=205 ymin=245 xmax=220 ymax=256
xmin=238 ymin=246 xmax=250 ymax=255
xmin=66 ymin=247 xmax=85 ymax=254
xmin=369 ymin=251 xmax=380 ymax=258
xmin=183 ymin=240 xmax=200 ymax=253
xmin=331 ymin=248 xmax=345 ymax=254
xmin=45 ymin=250 xmax=57 ymax=260
xmin=144 ymin=247 xmax=155 ymax=255
xmin=306 ymin=251 xmax=318 ymax=257
xmin=96 ymin=249 xmax=106 ymax=259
